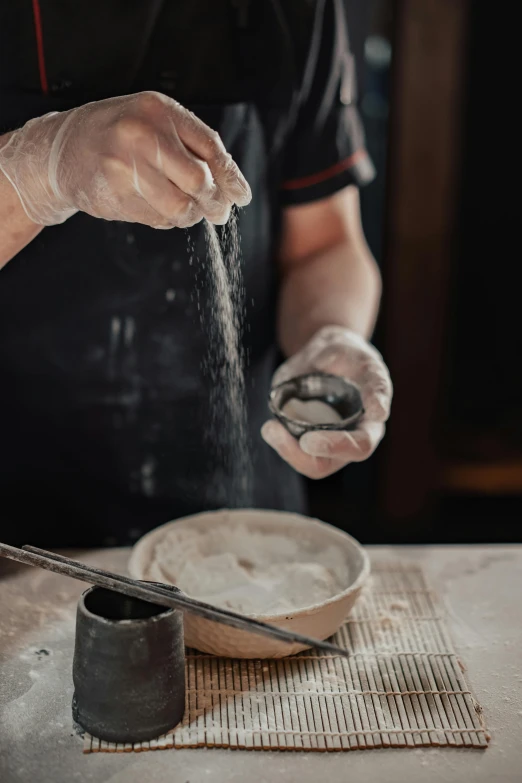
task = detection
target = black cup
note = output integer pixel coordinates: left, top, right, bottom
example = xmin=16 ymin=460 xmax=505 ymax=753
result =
xmin=72 ymin=583 xmax=185 ymax=743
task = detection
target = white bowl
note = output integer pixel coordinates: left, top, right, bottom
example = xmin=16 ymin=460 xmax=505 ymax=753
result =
xmin=128 ymin=509 xmax=370 ymax=658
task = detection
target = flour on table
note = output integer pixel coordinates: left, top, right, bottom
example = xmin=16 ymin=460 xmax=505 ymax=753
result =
xmin=282 ymin=398 xmax=342 ymax=425
xmin=149 ymin=526 xmax=346 ymax=616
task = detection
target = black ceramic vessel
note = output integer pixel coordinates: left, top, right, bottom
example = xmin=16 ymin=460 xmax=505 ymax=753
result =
xmin=72 ymin=583 xmax=185 ymax=743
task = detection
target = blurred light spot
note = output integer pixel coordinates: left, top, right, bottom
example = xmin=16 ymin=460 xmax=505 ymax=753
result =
xmin=365 ymin=35 xmax=392 ymax=69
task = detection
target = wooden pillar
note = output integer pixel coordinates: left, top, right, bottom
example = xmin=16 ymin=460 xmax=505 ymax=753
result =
xmin=378 ymin=0 xmax=469 ymax=525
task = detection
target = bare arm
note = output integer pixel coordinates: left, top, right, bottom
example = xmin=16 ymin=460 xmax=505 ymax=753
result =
xmin=262 ymin=185 xmax=390 ymax=479
xmin=277 ymin=185 xmax=381 ymax=355
xmin=0 ymin=134 xmax=42 ymax=271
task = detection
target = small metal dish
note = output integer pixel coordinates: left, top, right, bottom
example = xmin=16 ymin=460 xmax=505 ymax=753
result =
xmin=268 ymin=372 xmax=364 ymax=438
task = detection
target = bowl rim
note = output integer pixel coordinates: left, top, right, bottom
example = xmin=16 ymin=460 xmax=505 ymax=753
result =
xmin=128 ymin=509 xmax=370 ymax=621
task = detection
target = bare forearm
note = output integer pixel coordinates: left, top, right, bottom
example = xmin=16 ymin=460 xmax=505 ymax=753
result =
xmin=0 ymin=134 xmax=42 ymax=270
xmin=277 ymin=238 xmax=381 ymax=357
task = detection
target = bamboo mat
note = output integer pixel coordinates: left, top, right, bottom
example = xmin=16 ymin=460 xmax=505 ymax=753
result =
xmin=83 ymin=562 xmax=489 ymax=753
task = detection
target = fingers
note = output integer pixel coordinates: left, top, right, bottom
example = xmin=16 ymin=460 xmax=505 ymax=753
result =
xmin=262 ymin=416 xmax=385 ymax=478
xmin=131 ymin=160 xmax=205 ymax=228
xmin=272 ymin=357 xmax=305 ymax=388
xmin=315 ymin=348 xmax=392 ymax=422
xmin=154 ymin=125 xmax=232 ymax=225
xmin=300 ymin=420 xmax=386 ymax=462
xmin=76 ymin=163 xmax=172 ymax=227
xmin=267 ymin=326 xmax=391 ymax=475
xmin=274 ymin=324 xmax=392 ymax=424
xmin=273 ymin=348 xmax=392 ymax=426
xmin=102 ymin=93 xmax=250 ymax=227
xmin=313 ymin=338 xmax=392 ymax=423
xmin=88 ymin=156 xmax=203 ymax=228
xmin=261 ymin=420 xmax=347 ymax=479
xmin=173 ymin=105 xmax=252 ymax=208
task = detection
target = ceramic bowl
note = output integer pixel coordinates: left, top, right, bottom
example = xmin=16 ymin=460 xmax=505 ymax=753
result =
xmin=128 ymin=509 xmax=370 ymax=658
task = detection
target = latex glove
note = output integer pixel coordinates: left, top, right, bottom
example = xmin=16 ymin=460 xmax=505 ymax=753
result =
xmin=0 ymin=91 xmax=251 ymax=228
xmin=261 ymin=326 xmax=392 ymax=479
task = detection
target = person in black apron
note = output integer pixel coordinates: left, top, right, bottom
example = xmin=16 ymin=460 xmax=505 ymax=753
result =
xmin=0 ymin=0 xmax=392 ymax=547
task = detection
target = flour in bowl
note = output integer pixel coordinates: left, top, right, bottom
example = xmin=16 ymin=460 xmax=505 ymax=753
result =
xmin=282 ymin=398 xmax=343 ymax=425
xmin=150 ymin=526 xmax=344 ymax=615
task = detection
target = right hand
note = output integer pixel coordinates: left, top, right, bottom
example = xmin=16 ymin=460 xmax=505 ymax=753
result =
xmin=0 ymin=91 xmax=251 ymax=228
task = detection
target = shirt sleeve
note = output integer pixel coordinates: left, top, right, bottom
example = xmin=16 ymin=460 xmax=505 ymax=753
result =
xmin=279 ymin=0 xmax=375 ymax=206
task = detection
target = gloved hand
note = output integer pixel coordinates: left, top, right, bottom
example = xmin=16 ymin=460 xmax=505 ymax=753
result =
xmin=0 ymin=91 xmax=251 ymax=229
xmin=261 ymin=326 xmax=392 ymax=479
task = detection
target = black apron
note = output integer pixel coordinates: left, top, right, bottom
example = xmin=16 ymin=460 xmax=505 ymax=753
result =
xmin=0 ymin=0 xmax=312 ymax=546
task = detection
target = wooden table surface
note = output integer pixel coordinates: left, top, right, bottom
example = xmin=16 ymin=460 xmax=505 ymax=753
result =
xmin=1 ymin=544 xmax=521 ymax=783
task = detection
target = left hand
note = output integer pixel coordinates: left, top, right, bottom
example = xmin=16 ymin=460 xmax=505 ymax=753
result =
xmin=261 ymin=326 xmax=393 ymax=478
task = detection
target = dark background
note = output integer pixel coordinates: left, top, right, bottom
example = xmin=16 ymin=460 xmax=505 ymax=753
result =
xmin=309 ymin=0 xmax=522 ymax=544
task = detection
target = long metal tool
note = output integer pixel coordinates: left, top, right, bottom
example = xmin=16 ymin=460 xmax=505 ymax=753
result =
xmin=0 ymin=542 xmax=349 ymax=657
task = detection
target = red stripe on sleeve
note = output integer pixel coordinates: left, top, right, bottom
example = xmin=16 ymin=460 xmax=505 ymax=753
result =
xmin=281 ymin=149 xmax=367 ymax=191
xmin=32 ymin=0 xmax=49 ymax=95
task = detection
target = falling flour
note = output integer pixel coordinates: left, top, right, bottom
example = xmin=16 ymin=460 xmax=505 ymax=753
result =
xmin=282 ymin=397 xmax=342 ymax=425
xmin=145 ymin=525 xmax=348 ymax=616
xmin=203 ymin=217 xmax=251 ymax=504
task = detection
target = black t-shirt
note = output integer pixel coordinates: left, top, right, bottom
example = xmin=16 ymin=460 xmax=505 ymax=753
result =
xmin=0 ymin=0 xmax=374 ymax=546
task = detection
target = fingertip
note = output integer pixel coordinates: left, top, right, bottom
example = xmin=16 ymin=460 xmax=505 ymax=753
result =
xmin=206 ymin=205 xmax=232 ymax=226
xmin=235 ymin=182 xmax=252 ymax=208
xmin=271 ymin=367 xmax=292 ymax=387
xmin=220 ymin=160 xmax=251 ymax=208
xmin=260 ymin=419 xmax=282 ymax=448
xmin=366 ymin=393 xmax=391 ymax=422
xmin=262 ymin=421 xmax=347 ymax=478
xmin=299 ymin=432 xmax=335 ymax=458
xmin=260 ymin=420 xmax=272 ymax=442
xmin=300 ymin=430 xmax=361 ymax=461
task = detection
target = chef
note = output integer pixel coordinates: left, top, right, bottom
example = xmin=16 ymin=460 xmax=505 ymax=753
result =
xmin=0 ymin=0 xmax=392 ymax=546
